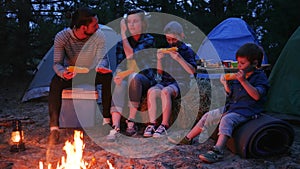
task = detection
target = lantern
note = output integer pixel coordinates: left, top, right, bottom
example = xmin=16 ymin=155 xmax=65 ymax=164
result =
xmin=10 ymin=120 xmax=25 ymax=152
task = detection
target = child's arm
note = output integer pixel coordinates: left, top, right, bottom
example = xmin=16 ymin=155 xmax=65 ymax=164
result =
xmin=169 ymin=51 xmax=196 ymax=74
xmin=157 ymin=50 xmax=164 ymax=74
xmin=236 ymin=70 xmax=261 ymax=100
xmin=220 ymin=75 xmax=231 ymax=93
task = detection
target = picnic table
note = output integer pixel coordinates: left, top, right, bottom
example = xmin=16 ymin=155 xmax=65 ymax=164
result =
xmin=196 ymin=64 xmax=271 ymax=79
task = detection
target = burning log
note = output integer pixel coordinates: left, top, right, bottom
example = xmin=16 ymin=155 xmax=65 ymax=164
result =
xmin=39 ymin=130 xmax=116 ymax=169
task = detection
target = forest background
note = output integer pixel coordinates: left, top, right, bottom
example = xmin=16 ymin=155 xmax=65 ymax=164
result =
xmin=1 ymin=0 xmax=300 ymax=77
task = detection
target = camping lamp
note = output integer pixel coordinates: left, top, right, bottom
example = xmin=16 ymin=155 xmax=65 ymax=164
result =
xmin=10 ymin=120 xmax=25 ymax=152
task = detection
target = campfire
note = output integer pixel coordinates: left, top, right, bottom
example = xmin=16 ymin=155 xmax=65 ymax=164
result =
xmin=39 ymin=130 xmax=114 ymax=169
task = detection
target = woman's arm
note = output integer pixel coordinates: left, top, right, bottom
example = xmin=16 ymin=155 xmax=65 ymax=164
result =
xmin=120 ymin=19 xmax=134 ymax=59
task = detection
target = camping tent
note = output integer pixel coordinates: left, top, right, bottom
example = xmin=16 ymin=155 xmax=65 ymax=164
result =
xmin=22 ymin=25 xmax=120 ymax=102
xmin=196 ymin=17 xmax=268 ymax=64
xmin=265 ymin=26 xmax=300 ymax=116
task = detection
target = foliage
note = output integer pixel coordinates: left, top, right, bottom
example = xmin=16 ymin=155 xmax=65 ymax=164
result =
xmin=262 ymin=0 xmax=300 ymax=65
xmin=0 ymin=0 xmax=299 ymax=76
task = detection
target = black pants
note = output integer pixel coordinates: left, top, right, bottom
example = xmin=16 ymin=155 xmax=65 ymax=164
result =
xmin=128 ymin=73 xmax=153 ymax=108
xmin=48 ymin=71 xmax=112 ymax=127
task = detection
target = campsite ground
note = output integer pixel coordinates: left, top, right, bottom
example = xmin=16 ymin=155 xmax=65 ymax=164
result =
xmin=0 ymin=76 xmax=300 ymax=169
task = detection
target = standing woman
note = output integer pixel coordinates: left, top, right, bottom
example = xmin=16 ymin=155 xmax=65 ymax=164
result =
xmin=107 ymin=9 xmax=156 ymax=140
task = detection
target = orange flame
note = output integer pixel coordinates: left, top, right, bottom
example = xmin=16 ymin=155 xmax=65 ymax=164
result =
xmin=107 ymin=160 xmax=114 ymax=169
xmin=39 ymin=130 xmax=87 ymax=169
xmin=56 ymin=130 xmax=87 ymax=169
xmin=11 ymin=131 xmax=21 ymax=143
xmin=39 ymin=130 xmax=115 ymax=169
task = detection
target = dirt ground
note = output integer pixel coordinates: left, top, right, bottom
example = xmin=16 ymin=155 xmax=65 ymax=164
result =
xmin=0 ymin=76 xmax=300 ymax=169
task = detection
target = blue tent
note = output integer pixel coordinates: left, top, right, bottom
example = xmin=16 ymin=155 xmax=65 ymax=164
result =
xmin=197 ymin=17 xmax=268 ymax=64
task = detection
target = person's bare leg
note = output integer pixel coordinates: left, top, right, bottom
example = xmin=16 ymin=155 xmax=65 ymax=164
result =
xmin=147 ymin=88 xmax=161 ymax=124
xmin=127 ymin=102 xmax=139 ymax=136
xmin=186 ymin=126 xmax=202 ymax=139
xmin=161 ymin=88 xmax=172 ymax=127
xmin=128 ymin=107 xmax=137 ymax=120
xmin=111 ymin=112 xmax=121 ymax=129
xmin=215 ymin=134 xmax=229 ymax=151
xmin=161 ymin=87 xmax=175 ymax=127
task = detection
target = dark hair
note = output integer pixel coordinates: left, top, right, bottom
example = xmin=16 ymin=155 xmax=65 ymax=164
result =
xmin=123 ymin=9 xmax=149 ymax=33
xmin=236 ymin=43 xmax=264 ymax=67
xmin=69 ymin=7 xmax=97 ymax=29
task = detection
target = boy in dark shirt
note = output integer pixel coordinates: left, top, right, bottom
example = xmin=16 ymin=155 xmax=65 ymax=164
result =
xmin=170 ymin=43 xmax=269 ymax=163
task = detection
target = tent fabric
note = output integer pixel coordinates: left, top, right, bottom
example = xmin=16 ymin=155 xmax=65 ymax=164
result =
xmin=265 ymin=26 xmax=300 ymax=116
xmin=22 ymin=25 xmax=120 ymax=102
xmin=22 ymin=46 xmax=54 ymax=102
xmin=226 ymin=114 xmax=294 ymax=158
xmin=196 ymin=17 xmax=268 ymax=64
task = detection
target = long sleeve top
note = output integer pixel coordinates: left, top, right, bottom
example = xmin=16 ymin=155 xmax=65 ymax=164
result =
xmin=225 ymin=69 xmax=270 ymax=117
xmin=115 ymin=34 xmax=155 ymax=72
xmin=53 ymin=28 xmax=108 ymax=78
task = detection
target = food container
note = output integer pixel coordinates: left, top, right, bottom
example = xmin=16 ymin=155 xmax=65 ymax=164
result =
xmin=222 ymin=60 xmax=233 ymax=68
xmin=231 ymin=61 xmax=238 ymax=68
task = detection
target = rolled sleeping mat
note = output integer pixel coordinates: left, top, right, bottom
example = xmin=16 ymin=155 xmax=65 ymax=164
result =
xmin=226 ymin=113 xmax=295 ymax=158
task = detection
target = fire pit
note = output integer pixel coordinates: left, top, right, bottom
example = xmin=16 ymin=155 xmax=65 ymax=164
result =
xmin=39 ymin=130 xmax=114 ymax=169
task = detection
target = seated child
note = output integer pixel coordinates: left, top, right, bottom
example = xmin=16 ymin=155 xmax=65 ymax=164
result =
xmin=143 ymin=21 xmax=197 ymax=138
xmin=169 ymin=43 xmax=269 ymax=163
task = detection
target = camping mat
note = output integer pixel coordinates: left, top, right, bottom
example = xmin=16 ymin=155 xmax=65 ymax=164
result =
xmin=226 ymin=113 xmax=294 ymax=158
